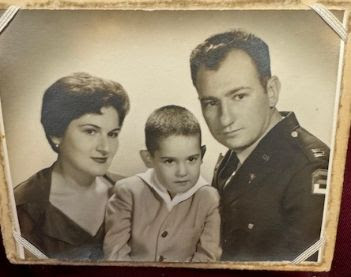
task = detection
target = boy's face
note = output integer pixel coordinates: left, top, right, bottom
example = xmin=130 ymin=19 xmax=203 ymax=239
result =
xmin=150 ymin=134 xmax=202 ymax=197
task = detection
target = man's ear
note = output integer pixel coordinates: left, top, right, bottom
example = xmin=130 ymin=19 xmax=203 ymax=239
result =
xmin=200 ymin=145 xmax=206 ymax=160
xmin=266 ymin=76 xmax=281 ymax=108
xmin=139 ymin=150 xmax=154 ymax=168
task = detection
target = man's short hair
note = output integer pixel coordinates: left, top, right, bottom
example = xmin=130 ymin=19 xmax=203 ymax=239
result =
xmin=145 ymin=105 xmax=201 ymax=155
xmin=190 ymin=29 xmax=271 ymax=88
xmin=41 ymin=72 xmax=130 ymax=153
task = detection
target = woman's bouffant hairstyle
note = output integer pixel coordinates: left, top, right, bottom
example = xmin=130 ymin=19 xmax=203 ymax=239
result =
xmin=145 ymin=105 xmax=201 ymax=156
xmin=41 ymin=72 xmax=130 ymax=153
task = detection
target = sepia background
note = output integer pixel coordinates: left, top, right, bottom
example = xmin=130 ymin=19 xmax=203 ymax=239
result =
xmin=0 ymin=10 xmax=343 ymax=185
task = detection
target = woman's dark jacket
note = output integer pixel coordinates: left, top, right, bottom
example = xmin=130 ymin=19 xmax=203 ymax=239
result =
xmin=14 ymin=166 xmax=121 ymax=260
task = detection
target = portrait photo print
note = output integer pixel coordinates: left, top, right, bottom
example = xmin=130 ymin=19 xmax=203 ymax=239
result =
xmin=0 ymin=8 xmax=347 ymax=270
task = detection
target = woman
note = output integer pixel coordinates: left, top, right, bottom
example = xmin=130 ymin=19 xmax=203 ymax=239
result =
xmin=14 ymin=72 xmax=130 ymax=260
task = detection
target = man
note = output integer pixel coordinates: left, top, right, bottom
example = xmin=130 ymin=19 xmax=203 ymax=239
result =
xmin=190 ymin=30 xmax=329 ymax=261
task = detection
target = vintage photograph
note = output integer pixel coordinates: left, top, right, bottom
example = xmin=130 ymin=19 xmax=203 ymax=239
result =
xmin=0 ymin=8 xmax=347 ymax=269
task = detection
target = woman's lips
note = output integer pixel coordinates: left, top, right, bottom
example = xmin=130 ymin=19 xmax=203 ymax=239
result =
xmin=91 ymin=157 xmax=108 ymax=164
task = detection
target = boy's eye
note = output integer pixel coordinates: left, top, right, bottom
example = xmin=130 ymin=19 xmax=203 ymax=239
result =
xmin=163 ymin=159 xmax=175 ymax=164
xmin=188 ymin=156 xmax=199 ymax=163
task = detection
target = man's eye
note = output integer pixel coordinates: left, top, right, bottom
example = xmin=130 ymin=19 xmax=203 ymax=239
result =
xmin=109 ymin=132 xmax=119 ymax=138
xmin=202 ymin=100 xmax=218 ymax=108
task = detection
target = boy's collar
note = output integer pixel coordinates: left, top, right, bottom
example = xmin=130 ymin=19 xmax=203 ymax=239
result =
xmin=136 ymin=168 xmax=209 ymax=211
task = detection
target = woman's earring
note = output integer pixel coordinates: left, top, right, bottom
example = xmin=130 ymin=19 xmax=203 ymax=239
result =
xmin=55 ymin=143 xmax=60 ymax=149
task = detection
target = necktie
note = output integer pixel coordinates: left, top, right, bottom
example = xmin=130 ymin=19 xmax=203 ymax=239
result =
xmin=216 ymin=152 xmax=240 ymax=194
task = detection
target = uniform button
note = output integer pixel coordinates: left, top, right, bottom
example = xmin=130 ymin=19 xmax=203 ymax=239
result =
xmin=248 ymin=223 xmax=254 ymax=229
xmin=262 ymin=154 xmax=270 ymax=161
xmin=159 ymin=255 xmax=164 ymax=261
xmin=291 ymin=131 xmax=298 ymax=138
xmin=161 ymin=231 xmax=168 ymax=238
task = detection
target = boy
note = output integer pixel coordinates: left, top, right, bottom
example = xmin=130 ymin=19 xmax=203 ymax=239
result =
xmin=103 ymin=105 xmax=221 ymax=262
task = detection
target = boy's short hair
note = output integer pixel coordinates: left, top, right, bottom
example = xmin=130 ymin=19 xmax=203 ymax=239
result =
xmin=145 ymin=105 xmax=201 ymax=155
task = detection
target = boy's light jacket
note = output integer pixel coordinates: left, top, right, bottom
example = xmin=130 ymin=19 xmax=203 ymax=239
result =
xmin=103 ymin=169 xmax=221 ymax=262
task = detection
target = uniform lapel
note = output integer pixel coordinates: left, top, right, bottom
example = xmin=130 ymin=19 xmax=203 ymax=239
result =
xmin=221 ymin=148 xmax=276 ymax=205
xmin=220 ymin=114 xmax=296 ymax=205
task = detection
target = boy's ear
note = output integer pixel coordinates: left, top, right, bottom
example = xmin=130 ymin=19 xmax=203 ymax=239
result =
xmin=200 ymin=145 xmax=206 ymax=160
xmin=139 ymin=150 xmax=154 ymax=168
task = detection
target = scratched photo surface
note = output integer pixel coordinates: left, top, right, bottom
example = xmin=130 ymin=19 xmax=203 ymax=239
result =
xmin=0 ymin=10 xmax=344 ymax=264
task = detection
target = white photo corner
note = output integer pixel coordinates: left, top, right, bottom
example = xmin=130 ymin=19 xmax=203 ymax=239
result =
xmin=0 ymin=2 xmax=350 ymax=272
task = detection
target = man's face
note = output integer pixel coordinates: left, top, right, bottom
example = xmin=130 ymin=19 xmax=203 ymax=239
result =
xmin=195 ymin=50 xmax=275 ymax=153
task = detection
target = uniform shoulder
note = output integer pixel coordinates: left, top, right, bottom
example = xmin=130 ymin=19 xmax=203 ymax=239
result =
xmin=293 ymin=127 xmax=330 ymax=164
xmin=14 ymin=167 xmax=51 ymax=206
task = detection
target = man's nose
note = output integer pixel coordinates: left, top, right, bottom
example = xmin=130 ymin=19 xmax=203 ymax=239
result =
xmin=96 ymin=135 xmax=109 ymax=155
xmin=176 ymin=162 xmax=188 ymax=177
xmin=219 ymin=101 xmax=233 ymax=127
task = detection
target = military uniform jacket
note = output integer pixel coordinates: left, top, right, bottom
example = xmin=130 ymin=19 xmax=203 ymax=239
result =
xmin=213 ymin=112 xmax=329 ymax=261
xmin=14 ymin=165 xmax=120 ymax=260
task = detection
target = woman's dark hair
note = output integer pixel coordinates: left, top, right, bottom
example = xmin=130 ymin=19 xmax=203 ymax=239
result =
xmin=41 ymin=72 xmax=130 ymax=153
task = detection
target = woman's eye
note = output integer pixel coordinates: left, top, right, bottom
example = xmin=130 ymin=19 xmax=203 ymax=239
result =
xmin=84 ymin=129 xmax=97 ymax=135
xmin=233 ymin=93 xmax=246 ymax=101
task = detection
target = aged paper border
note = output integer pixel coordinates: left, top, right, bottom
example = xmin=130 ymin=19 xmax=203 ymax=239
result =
xmin=0 ymin=0 xmax=350 ymax=272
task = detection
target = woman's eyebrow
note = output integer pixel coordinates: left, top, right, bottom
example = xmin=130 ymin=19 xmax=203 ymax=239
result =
xmin=79 ymin=124 xmax=121 ymax=131
xmin=79 ymin=124 xmax=100 ymax=129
